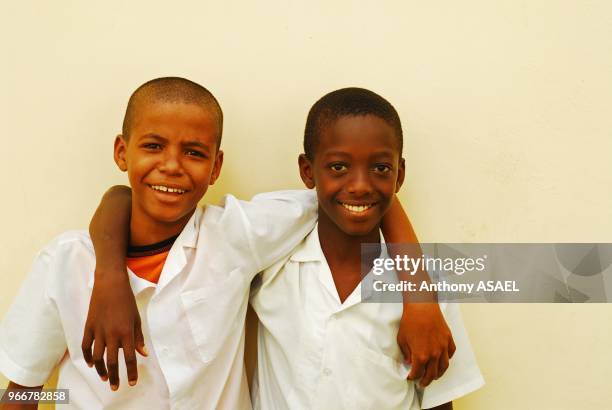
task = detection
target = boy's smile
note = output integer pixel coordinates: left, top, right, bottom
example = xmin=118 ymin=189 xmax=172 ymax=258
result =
xmin=339 ymin=201 xmax=377 ymax=214
xmin=148 ymin=183 xmax=189 ymax=204
xmin=114 ymin=100 xmax=223 ymax=246
xmin=299 ymin=114 xmax=404 ymax=238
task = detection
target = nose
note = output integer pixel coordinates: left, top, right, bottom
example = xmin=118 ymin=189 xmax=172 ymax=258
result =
xmin=158 ymin=147 xmax=183 ymax=175
xmin=346 ymin=168 xmax=373 ymax=196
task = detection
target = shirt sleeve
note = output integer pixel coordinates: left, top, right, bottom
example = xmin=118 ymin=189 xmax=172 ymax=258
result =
xmin=419 ymin=303 xmax=485 ymax=408
xmin=0 ymin=247 xmax=67 ymax=387
xmin=217 ymin=190 xmax=317 ymax=274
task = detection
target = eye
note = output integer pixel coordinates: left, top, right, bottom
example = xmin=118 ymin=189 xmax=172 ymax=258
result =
xmin=330 ymin=163 xmax=348 ymax=172
xmin=142 ymin=143 xmax=162 ymax=150
xmin=373 ymin=164 xmax=392 ymax=174
xmin=186 ymin=149 xmax=206 ymax=158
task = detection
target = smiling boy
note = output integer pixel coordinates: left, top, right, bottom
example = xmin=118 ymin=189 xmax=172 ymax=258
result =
xmin=250 ymin=88 xmax=484 ymax=409
xmin=0 ymin=77 xmax=319 ymax=409
xmin=117 ymin=84 xmax=223 ymax=245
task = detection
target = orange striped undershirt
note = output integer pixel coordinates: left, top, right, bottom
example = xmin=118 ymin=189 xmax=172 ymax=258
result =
xmin=126 ymin=234 xmax=178 ymax=284
xmin=126 ymin=251 xmax=170 ymax=284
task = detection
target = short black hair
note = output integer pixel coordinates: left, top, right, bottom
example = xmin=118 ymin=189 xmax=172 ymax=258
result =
xmin=122 ymin=77 xmax=223 ymax=147
xmin=303 ymin=87 xmax=403 ymax=159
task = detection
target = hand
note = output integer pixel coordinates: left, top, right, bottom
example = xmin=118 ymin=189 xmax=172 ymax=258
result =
xmin=397 ymin=303 xmax=456 ymax=387
xmin=81 ymin=271 xmax=147 ymax=391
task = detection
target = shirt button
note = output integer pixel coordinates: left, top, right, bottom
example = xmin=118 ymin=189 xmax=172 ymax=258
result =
xmin=322 ymin=368 xmax=332 ymax=376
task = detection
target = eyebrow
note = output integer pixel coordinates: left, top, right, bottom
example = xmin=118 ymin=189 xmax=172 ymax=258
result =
xmin=323 ymin=150 xmax=396 ymax=159
xmin=140 ymin=133 xmax=168 ymax=143
xmin=140 ymin=133 xmax=211 ymax=152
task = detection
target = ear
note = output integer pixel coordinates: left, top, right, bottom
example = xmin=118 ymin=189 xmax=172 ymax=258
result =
xmin=395 ymin=157 xmax=406 ymax=193
xmin=209 ymin=149 xmax=224 ymax=185
xmin=298 ymin=154 xmax=316 ymax=189
xmin=114 ymin=135 xmax=128 ymax=172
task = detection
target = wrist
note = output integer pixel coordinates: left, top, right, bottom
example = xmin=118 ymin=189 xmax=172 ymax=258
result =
xmin=401 ymin=301 xmax=441 ymax=316
xmin=94 ymin=265 xmax=129 ymax=282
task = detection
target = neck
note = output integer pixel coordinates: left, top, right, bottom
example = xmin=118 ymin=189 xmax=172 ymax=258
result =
xmin=129 ymin=206 xmax=194 ymax=247
xmin=317 ymin=206 xmax=381 ymax=271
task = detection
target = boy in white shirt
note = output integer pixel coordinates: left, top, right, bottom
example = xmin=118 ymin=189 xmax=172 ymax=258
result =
xmin=250 ymin=88 xmax=484 ymax=409
xmin=0 ymin=77 xmax=319 ymax=409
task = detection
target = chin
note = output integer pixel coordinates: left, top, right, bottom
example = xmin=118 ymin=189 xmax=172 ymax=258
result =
xmin=337 ymin=220 xmax=380 ymax=238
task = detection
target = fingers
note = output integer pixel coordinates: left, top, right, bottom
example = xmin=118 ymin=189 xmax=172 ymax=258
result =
xmin=403 ymin=351 xmax=412 ymax=365
xmin=407 ymin=354 xmax=426 ymax=381
xmin=106 ymin=342 xmax=120 ymax=391
xmin=407 ymin=340 xmax=453 ymax=385
xmin=92 ymin=336 xmax=108 ymax=382
xmin=438 ymin=350 xmax=450 ymax=379
xmin=419 ymin=354 xmax=440 ymax=387
xmin=134 ymin=318 xmax=148 ymax=358
xmin=81 ymin=329 xmax=94 ymax=368
xmin=122 ymin=337 xmax=138 ymax=387
xmin=397 ymin=339 xmax=412 ymax=365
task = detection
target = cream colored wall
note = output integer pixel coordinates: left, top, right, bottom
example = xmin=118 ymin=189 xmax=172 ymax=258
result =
xmin=1 ymin=1 xmax=611 ymax=409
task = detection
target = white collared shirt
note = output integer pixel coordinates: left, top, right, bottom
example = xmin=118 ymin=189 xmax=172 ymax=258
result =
xmin=0 ymin=190 xmax=317 ymax=410
xmin=250 ymin=225 xmax=484 ymax=409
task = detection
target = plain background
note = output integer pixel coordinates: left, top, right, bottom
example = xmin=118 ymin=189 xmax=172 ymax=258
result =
xmin=1 ymin=1 xmax=612 ymax=409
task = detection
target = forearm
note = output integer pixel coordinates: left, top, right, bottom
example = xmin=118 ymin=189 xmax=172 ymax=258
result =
xmin=381 ymin=196 xmax=419 ymax=244
xmin=89 ymin=185 xmax=131 ymax=279
xmin=0 ymin=382 xmax=42 ymax=410
xmin=83 ymin=185 xmax=147 ymax=387
xmin=382 ymin=197 xmax=454 ymax=385
xmin=381 ymin=196 xmax=436 ymax=303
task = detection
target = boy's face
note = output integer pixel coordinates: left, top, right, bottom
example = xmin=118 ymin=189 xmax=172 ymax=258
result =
xmin=114 ymin=100 xmax=223 ymax=234
xmin=299 ymin=114 xmax=405 ymax=236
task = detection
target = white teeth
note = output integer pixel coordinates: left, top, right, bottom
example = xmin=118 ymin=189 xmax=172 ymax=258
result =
xmin=341 ymin=203 xmax=373 ymax=213
xmin=150 ymin=185 xmax=186 ymax=194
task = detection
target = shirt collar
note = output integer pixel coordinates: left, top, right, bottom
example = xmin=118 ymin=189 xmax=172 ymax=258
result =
xmin=289 ymin=223 xmax=386 ymax=279
xmin=176 ymin=206 xmax=201 ymax=249
xmin=289 ymin=224 xmax=325 ymax=263
xmin=290 ymin=223 xmax=388 ymax=307
xmin=289 ymin=223 xmax=387 ymax=264
xmin=87 ymin=207 xmax=202 ymax=294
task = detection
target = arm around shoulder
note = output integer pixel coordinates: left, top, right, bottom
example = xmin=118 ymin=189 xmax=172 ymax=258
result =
xmin=82 ymin=185 xmax=146 ymax=391
xmin=224 ymin=190 xmax=318 ymax=272
xmin=380 ymin=197 xmax=456 ymax=386
xmin=89 ymin=185 xmax=131 ymax=277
